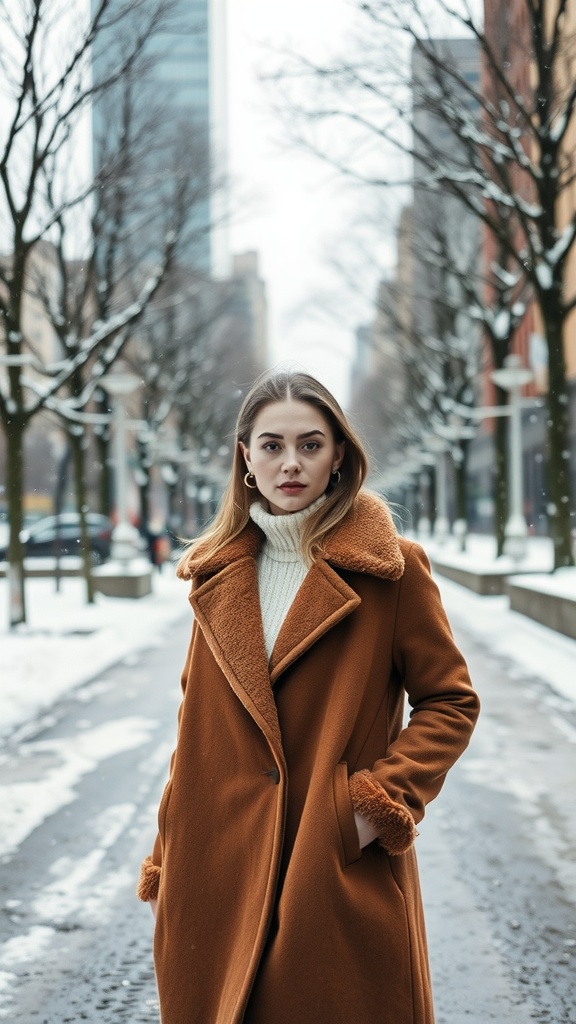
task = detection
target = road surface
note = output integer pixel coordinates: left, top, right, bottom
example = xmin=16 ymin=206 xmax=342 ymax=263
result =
xmin=1 ymin=604 xmax=575 ymax=1022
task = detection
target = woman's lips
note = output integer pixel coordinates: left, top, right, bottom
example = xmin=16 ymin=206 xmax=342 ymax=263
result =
xmin=280 ymin=482 xmax=306 ymax=492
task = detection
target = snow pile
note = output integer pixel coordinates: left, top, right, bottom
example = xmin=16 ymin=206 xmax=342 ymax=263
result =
xmin=0 ymin=572 xmax=190 ymax=739
xmin=426 ymin=533 xmax=554 ymax=574
xmin=436 ymin=574 xmax=576 ymax=706
xmin=422 ymin=534 xmax=575 ymax=701
xmin=509 ymin=566 xmax=576 ymax=598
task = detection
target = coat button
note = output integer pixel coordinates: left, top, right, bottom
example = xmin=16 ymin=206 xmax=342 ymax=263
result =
xmin=263 ymin=766 xmax=280 ymax=784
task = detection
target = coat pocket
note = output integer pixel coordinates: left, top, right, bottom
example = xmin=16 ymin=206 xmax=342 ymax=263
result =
xmin=333 ymin=761 xmax=362 ymax=867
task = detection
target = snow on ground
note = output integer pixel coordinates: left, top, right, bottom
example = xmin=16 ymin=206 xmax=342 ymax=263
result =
xmin=0 ymin=718 xmax=156 ymax=859
xmin=0 ymin=925 xmax=57 ymax=1012
xmin=427 ymin=532 xmax=555 ymax=575
xmin=428 ymin=531 xmax=576 ymax=601
xmin=509 ymin=565 xmax=576 ymax=597
xmin=0 ymin=569 xmax=190 ymax=740
xmin=437 ymin=574 xmax=576 ymax=705
xmin=425 ymin=535 xmax=576 ymax=706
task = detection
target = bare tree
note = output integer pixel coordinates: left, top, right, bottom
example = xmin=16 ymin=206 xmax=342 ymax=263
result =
xmin=330 ymin=190 xmax=531 ymax=549
xmin=124 ymin=266 xmax=260 ymax=537
xmin=271 ymin=0 xmax=576 ymax=568
xmin=0 ymin=0 xmax=206 ymax=624
xmin=410 ymin=198 xmax=533 ymax=552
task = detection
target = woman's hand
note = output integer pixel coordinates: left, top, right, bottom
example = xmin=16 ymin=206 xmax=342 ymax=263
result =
xmin=354 ymin=811 xmax=379 ymax=850
xmin=150 ymin=898 xmax=158 ymax=920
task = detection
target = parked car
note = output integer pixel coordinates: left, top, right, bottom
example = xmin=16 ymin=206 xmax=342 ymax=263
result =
xmin=0 ymin=513 xmax=113 ymax=565
xmin=0 ymin=510 xmax=44 ymax=551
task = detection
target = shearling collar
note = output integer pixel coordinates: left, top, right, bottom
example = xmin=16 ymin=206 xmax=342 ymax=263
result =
xmin=177 ymin=490 xmax=405 ymax=582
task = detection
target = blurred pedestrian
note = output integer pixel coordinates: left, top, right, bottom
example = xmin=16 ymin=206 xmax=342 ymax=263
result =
xmin=137 ymin=370 xmax=480 ymax=1024
xmin=146 ymin=522 xmax=171 ymax=571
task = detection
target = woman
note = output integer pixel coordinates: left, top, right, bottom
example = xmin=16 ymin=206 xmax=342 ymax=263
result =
xmin=137 ymin=370 xmax=480 ymax=1024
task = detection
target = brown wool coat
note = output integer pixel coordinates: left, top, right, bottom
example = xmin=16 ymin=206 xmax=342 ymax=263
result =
xmin=138 ymin=492 xmax=480 ymax=1024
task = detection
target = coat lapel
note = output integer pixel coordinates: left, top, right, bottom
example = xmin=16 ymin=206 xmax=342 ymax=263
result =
xmin=269 ymin=561 xmax=360 ymax=685
xmin=190 ymin=556 xmax=283 ymax=758
xmin=181 ymin=491 xmax=405 ymax=746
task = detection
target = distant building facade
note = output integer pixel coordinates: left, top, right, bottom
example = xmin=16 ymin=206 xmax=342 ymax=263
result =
xmin=348 ymin=225 xmax=411 ymax=479
xmin=473 ymin=0 xmax=576 ymax=535
xmin=230 ymin=251 xmax=268 ymax=371
xmin=91 ymin=0 xmax=228 ymax=275
xmin=411 ymin=37 xmax=482 ymax=344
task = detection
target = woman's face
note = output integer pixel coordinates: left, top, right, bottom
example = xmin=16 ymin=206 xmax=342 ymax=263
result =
xmin=239 ymin=399 xmax=345 ymax=516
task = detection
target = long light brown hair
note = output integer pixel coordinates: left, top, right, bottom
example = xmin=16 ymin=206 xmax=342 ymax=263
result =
xmin=178 ymin=370 xmax=370 ymax=569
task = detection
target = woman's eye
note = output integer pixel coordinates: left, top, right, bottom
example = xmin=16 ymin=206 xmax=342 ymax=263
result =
xmin=302 ymin=442 xmax=320 ymax=451
xmin=263 ymin=442 xmax=280 ymax=452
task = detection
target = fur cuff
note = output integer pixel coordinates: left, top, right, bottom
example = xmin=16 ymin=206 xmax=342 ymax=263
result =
xmin=137 ymin=856 xmax=161 ymax=901
xmin=349 ymin=769 xmax=418 ymax=856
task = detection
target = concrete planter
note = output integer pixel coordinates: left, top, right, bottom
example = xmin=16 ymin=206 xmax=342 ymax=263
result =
xmin=92 ymin=561 xmax=153 ymax=599
xmin=429 ymin=556 xmax=546 ymax=597
xmin=507 ymin=579 xmax=576 ymax=641
xmin=429 ymin=559 xmax=510 ymax=596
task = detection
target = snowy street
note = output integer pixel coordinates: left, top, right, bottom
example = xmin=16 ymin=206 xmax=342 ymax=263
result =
xmin=0 ymin=571 xmax=575 ymax=1022
xmin=0 ymin=611 xmax=188 ymax=1023
xmin=421 ymin=580 xmax=576 ymax=1023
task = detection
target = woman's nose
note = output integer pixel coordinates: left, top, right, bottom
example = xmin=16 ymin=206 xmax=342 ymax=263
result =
xmin=282 ymin=451 xmax=301 ymax=472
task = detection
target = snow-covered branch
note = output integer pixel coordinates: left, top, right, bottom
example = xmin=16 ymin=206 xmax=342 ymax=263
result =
xmin=23 ymin=238 xmax=175 ymax=419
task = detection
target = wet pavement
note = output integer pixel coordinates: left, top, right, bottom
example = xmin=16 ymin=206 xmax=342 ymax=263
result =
xmin=421 ymin=624 xmax=576 ymax=1023
xmin=1 ymin=606 xmax=575 ymax=1022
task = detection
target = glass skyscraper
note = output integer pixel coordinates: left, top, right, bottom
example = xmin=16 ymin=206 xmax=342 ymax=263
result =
xmin=91 ymin=0 xmax=227 ymax=274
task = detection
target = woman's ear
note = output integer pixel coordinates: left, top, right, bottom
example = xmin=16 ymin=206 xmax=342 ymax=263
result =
xmin=238 ymin=441 xmax=250 ymax=469
xmin=333 ymin=441 xmax=345 ymax=472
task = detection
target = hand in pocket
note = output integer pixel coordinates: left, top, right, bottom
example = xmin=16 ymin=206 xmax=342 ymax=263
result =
xmin=354 ymin=810 xmax=379 ymax=849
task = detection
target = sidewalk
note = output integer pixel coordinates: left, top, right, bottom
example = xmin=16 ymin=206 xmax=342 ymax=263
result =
xmin=0 ymin=571 xmax=190 ymax=740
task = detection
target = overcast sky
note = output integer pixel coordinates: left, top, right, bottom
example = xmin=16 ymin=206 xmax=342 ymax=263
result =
xmin=226 ymin=0 xmax=376 ymax=403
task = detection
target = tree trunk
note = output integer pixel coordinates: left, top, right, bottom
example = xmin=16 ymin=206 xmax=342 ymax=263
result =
xmin=136 ymin=432 xmax=152 ymax=535
xmin=139 ymin=474 xmax=151 ymax=537
xmin=493 ymin=394 xmax=508 ymax=558
xmin=138 ymin=457 xmax=152 ymax=563
xmin=5 ymin=416 xmax=27 ymax=626
xmin=70 ymin=433 xmax=95 ymax=604
xmin=53 ymin=443 xmax=72 ymax=594
xmin=540 ymin=303 xmax=574 ymax=569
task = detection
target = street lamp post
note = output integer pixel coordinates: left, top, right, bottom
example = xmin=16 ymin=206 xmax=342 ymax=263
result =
xmin=435 ymin=417 xmax=477 ymax=551
xmin=48 ymin=429 xmax=71 ymax=592
xmin=490 ymin=355 xmax=534 ymax=562
xmin=101 ymin=371 xmax=142 ymax=564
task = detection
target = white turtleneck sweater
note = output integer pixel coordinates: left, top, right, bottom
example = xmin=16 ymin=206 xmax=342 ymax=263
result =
xmin=249 ymin=496 xmax=325 ymax=658
xmin=249 ymin=495 xmax=379 ymax=850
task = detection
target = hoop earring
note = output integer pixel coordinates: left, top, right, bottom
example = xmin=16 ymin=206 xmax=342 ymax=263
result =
xmin=331 ymin=470 xmax=341 ymax=485
xmin=244 ymin=471 xmax=258 ymax=489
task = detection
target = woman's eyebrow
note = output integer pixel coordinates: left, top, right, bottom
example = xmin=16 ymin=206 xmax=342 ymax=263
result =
xmin=256 ymin=429 xmax=326 ymax=440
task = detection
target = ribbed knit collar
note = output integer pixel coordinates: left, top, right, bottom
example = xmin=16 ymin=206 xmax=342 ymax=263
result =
xmin=249 ymin=495 xmax=326 ymax=562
